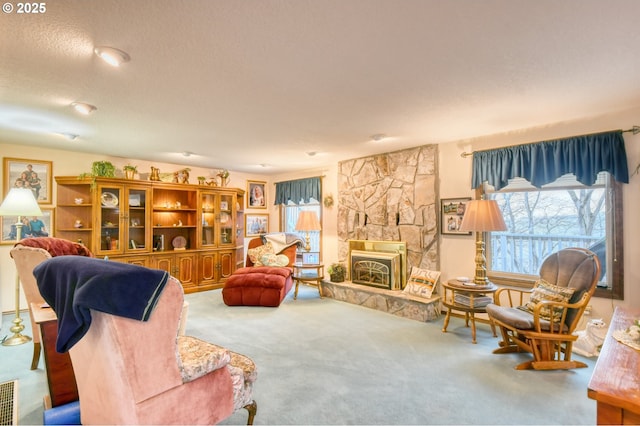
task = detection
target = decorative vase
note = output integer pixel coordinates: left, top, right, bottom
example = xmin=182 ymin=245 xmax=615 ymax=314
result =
xmin=124 ymin=169 xmax=135 ymax=180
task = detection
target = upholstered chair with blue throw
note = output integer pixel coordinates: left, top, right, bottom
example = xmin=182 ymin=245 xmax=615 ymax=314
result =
xmin=33 ymin=256 xmax=257 ymax=425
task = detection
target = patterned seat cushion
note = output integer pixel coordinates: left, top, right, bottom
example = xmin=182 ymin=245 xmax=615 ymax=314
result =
xmin=177 ymin=336 xmax=230 ymax=382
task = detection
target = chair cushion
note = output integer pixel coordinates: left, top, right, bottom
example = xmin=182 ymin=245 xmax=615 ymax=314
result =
xmin=228 ymin=351 xmax=258 ymax=411
xmin=518 ymin=279 xmax=575 ymax=322
xmin=247 ymin=243 xmax=274 ymax=266
xmin=486 ymin=304 xmax=568 ymax=332
xmin=402 ymin=266 xmax=441 ymax=298
xmin=177 ymin=336 xmax=230 ymax=383
xmin=260 ymin=253 xmax=290 ymax=267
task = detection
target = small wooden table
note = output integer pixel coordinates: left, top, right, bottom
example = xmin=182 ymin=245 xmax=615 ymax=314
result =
xmin=292 ymin=263 xmax=324 ymax=299
xmin=31 ymin=303 xmax=79 ymax=408
xmin=588 ymin=306 xmax=640 ymax=425
xmin=441 ymin=280 xmax=497 ymax=344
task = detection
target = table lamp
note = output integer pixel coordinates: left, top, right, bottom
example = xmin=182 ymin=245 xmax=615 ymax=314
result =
xmin=0 ymin=188 xmax=43 ymax=346
xmin=295 ymin=211 xmax=321 ymax=252
xmin=458 ymin=199 xmax=506 ymax=286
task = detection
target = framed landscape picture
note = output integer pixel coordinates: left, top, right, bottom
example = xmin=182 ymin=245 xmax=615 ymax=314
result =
xmin=3 ymin=157 xmax=53 ymax=204
xmin=440 ymin=197 xmax=472 ymax=235
xmin=245 ymin=213 xmax=269 ymax=237
xmin=1 ymin=207 xmax=54 ymax=245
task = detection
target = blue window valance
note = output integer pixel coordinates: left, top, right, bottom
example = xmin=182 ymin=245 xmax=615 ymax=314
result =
xmin=471 ymin=130 xmax=629 ymax=190
xmin=274 ymin=177 xmax=321 ymax=205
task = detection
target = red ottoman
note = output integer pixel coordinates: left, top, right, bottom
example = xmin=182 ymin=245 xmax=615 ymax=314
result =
xmin=222 ymin=266 xmax=293 ymax=307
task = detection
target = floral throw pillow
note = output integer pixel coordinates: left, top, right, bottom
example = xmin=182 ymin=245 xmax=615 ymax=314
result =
xmin=247 ymin=242 xmax=274 ymax=266
xmin=260 ymin=253 xmax=290 ymax=267
xmin=402 ymin=266 xmax=441 ymax=299
xmin=518 ymin=278 xmax=576 ymax=322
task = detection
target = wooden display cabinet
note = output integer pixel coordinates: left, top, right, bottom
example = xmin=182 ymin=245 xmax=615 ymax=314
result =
xmin=55 ymin=176 xmax=245 ymax=292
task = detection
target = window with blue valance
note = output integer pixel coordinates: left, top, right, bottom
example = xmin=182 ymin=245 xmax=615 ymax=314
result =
xmin=274 ymin=177 xmax=321 ymax=205
xmin=471 ymin=131 xmax=629 ymax=190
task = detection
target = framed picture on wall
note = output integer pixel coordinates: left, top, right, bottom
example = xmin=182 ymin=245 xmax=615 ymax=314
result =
xmin=245 ymin=214 xmax=269 ymax=237
xmin=3 ymin=157 xmax=53 ymax=204
xmin=440 ymin=197 xmax=472 ymax=235
xmin=1 ymin=207 xmax=54 ymax=245
xmin=246 ymin=180 xmax=267 ymax=209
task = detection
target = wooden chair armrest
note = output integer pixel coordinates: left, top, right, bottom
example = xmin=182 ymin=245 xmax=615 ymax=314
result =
xmin=493 ymin=286 xmax=532 ymax=307
xmin=531 ymin=293 xmax=590 ymax=332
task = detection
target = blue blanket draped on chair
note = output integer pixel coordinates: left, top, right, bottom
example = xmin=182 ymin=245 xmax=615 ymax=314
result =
xmin=34 ymin=256 xmax=169 ymax=352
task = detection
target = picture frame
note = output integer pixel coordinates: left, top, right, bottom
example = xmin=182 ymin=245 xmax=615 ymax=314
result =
xmin=246 ymin=180 xmax=267 ymax=209
xmin=220 ymin=201 xmax=229 ymax=211
xmin=1 ymin=207 xmax=54 ymax=245
xmin=3 ymin=157 xmax=53 ymax=204
xmin=440 ymin=197 xmax=472 ymax=235
xmin=245 ymin=213 xmax=269 ymax=237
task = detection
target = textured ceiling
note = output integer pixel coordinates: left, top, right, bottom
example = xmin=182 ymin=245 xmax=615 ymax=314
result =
xmin=2 ymin=0 xmax=640 ymax=174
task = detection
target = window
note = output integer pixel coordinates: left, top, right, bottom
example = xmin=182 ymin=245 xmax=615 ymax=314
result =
xmin=484 ymin=172 xmax=623 ymax=299
xmin=281 ymin=199 xmax=322 ymax=259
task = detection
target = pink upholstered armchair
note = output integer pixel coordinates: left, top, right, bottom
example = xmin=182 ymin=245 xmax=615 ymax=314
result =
xmin=33 ymin=256 xmax=257 ymax=425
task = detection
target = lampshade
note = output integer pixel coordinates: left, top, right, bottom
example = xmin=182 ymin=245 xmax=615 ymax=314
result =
xmin=0 ymin=188 xmax=43 ymax=217
xmin=458 ymin=199 xmax=506 ymax=232
xmin=295 ymin=211 xmax=322 ymax=232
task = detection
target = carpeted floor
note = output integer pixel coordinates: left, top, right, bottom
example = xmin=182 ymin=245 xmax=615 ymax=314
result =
xmin=1 ymin=285 xmax=597 ymax=425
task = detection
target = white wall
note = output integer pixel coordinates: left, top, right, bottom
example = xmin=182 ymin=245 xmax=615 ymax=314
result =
xmin=3 ymin=105 xmax=638 ymax=325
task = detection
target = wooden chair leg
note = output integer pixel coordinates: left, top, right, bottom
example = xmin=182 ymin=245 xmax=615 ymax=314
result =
xmin=244 ymin=400 xmax=257 ymax=425
xmin=30 ymin=342 xmax=41 ymax=370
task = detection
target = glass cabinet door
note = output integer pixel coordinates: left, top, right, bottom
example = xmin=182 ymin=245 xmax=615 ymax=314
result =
xmin=219 ymin=193 xmax=234 ymax=246
xmin=200 ymin=191 xmax=216 ymax=247
xmin=125 ymin=186 xmax=150 ymax=251
xmin=97 ymin=184 xmax=123 ymax=254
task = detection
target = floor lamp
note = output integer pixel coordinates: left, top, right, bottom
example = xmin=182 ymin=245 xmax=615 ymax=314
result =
xmin=0 ymin=188 xmax=42 ymax=346
xmin=458 ymin=199 xmax=507 ymax=286
xmin=295 ymin=211 xmax=321 ymax=252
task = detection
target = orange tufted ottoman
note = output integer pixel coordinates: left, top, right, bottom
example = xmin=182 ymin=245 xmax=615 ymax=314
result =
xmin=222 ymin=266 xmax=293 ymax=307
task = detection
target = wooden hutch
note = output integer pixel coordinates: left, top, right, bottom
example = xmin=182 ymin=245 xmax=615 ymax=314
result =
xmin=55 ymin=176 xmax=245 ymax=292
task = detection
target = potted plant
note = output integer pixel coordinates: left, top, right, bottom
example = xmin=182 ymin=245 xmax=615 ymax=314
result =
xmin=197 ymin=176 xmax=207 ymax=185
xmin=79 ymin=160 xmax=116 ymax=189
xmin=123 ymin=164 xmax=138 ymax=180
xmin=328 ymin=262 xmax=347 ymax=283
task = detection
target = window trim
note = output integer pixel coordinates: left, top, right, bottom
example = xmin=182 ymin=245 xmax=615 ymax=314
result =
xmin=481 ymin=178 xmax=624 ymax=300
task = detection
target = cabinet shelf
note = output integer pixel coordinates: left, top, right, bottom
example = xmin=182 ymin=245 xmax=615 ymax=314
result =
xmin=56 ymin=176 xmax=245 ymax=293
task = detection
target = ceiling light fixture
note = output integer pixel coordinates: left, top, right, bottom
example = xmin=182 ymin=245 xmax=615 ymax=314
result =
xmin=306 ymin=151 xmax=317 ymax=157
xmin=57 ymin=132 xmax=79 ymax=140
xmin=371 ymin=133 xmax=387 ymax=141
xmin=94 ymin=46 xmax=131 ymax=67
xmin=182 ymin=151 xmax=192 ymax=157
xmin=71 ymin=102 xmax=97 ymax=115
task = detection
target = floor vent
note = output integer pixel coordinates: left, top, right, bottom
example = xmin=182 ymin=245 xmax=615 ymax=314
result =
xmin=0 ymin=380 xmax=17 ymax=426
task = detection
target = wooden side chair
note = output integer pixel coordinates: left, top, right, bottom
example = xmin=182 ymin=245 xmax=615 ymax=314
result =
xmin=486 ymin=247 xmax=600 ymax=370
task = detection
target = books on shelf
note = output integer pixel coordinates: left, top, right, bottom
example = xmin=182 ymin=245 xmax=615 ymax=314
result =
xmin=454 ymin=294 xmax=493 ymax=307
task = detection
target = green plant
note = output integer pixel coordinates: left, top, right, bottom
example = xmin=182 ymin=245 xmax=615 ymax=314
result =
xmin=123 ymin=164 xmax=138 ymax=172
xmin=78 ymin=160 xmax=116 ymax=189
xmin=328 ymin=263 xmax=346 ymax=276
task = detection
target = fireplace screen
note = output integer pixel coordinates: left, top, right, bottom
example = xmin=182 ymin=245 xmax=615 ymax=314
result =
xmin=350 ymin=250 xmax=402 ymax=290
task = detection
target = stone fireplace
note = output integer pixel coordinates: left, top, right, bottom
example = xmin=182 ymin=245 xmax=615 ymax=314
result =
xmin=337 ymin=145 xmax=439 ymax=274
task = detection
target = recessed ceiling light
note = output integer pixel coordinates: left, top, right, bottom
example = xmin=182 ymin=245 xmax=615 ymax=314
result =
xmin=306 ymin=151 xmax=317 ymax=157
xmin=94 ymin=46 xmax=130 ymax=67
xmin=71 ymin=102 xmax=97 ymax=115
xmin=58 ymin=132 xmax=79 ymax=140
xmin=182 ymin=151 xmax=192 ymax=157
xmin=371 ymin=133 xmax=387 ymax=141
